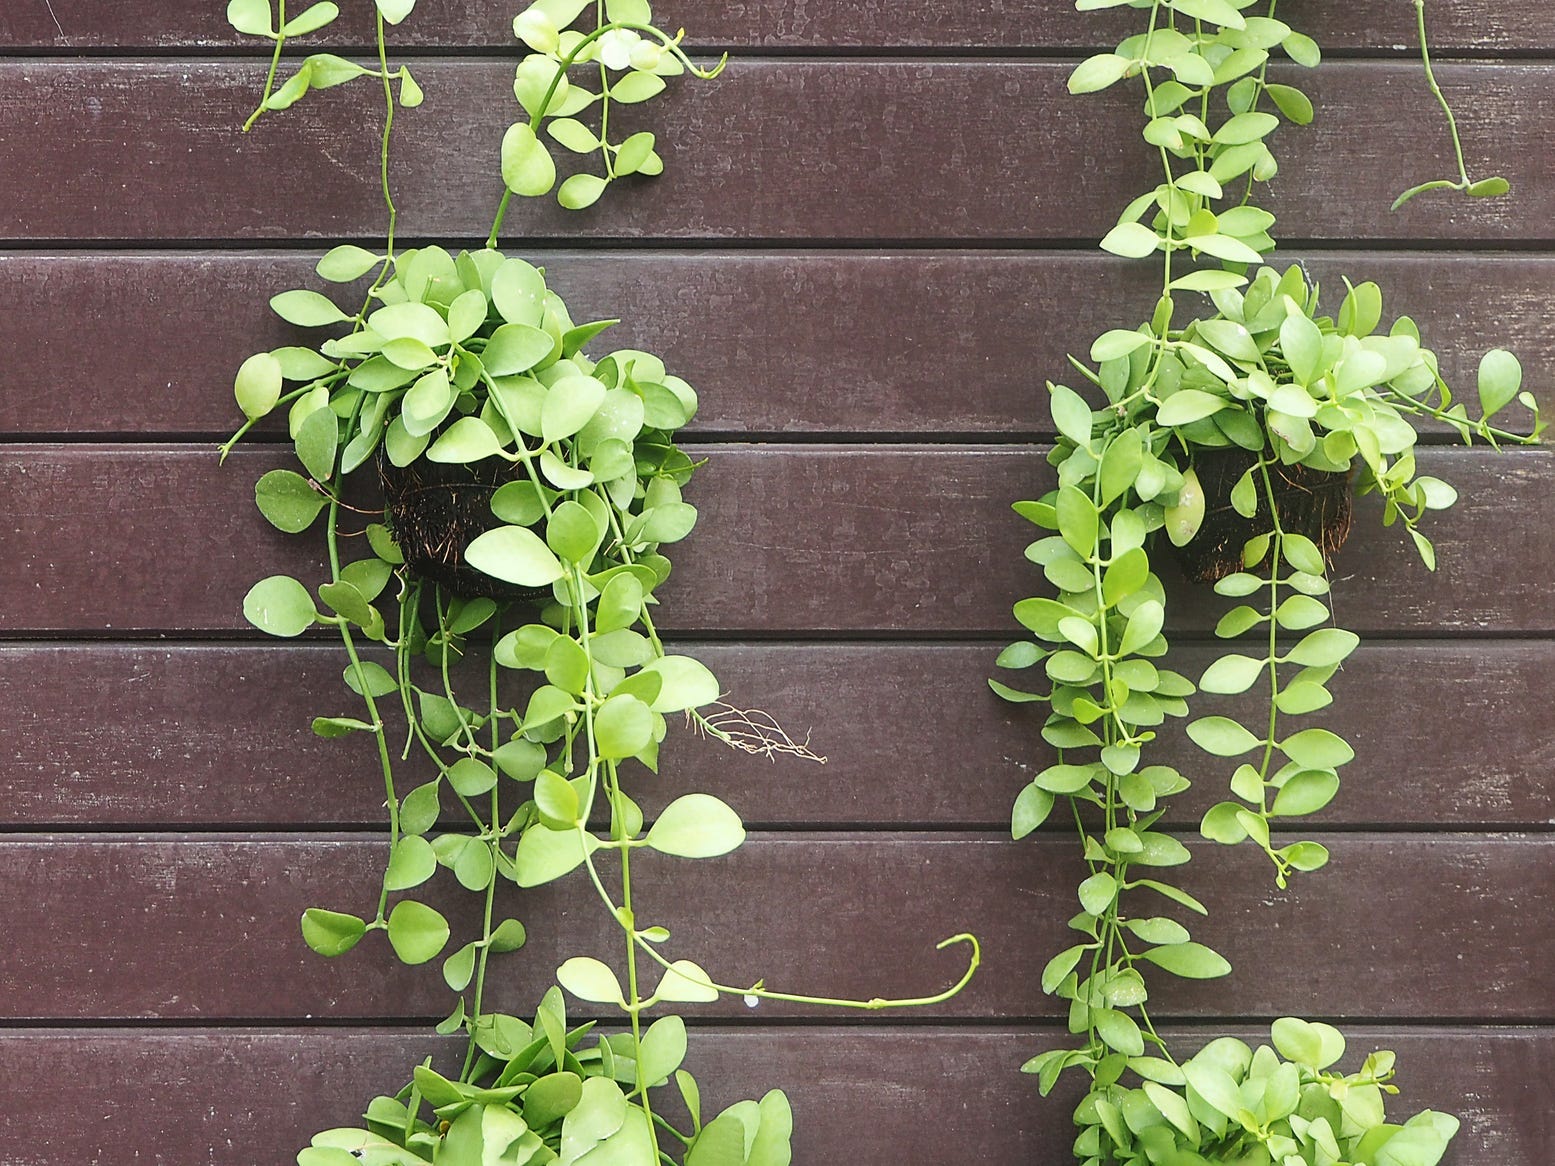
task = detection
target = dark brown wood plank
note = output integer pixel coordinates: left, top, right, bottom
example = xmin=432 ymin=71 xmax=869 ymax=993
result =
xmin=0 ymin=61 xmax=1547 ymax=243
xmin=5 ymin=641 xmax=1553 ymax=830
xmin=3 ymin=445 xmax=1551 ymax=635
xmin=1 ymin=834 xmax=1548 ymax=1021
xmin=0 ymin=1025 xmax=1545 ymax=1164
xmin=2 ymin=249 xmax=1548 ymax=438
xmin=0 ymin=0 xmax=1547 ymax=52
xmin=0 ymin=1026 xmax=1546 ymax=1164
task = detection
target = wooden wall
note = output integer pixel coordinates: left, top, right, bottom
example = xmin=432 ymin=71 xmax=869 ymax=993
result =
xmin=1 ymin=2 xmax=1551 ymax=1160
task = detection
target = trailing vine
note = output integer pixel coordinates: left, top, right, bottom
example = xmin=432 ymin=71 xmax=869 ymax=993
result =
xmin=224 ymin=3 xmax=977 ymax=1162
xmin=996 ymin=3 xmax=1540 ymax=1164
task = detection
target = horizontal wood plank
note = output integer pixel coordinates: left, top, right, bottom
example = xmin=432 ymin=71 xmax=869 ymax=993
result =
xmin=0 ymin=1026 xmax=1546 ymax=1164
xmin=3 ymin=1032 xmax=1542 ymax=1166
xmin=5 ymin=641 xmax=1552 ymax=830
xmin=0 ymin=61 xmax=1547 ymax=243
xmin=3 ymin=445 xmax=1551 ymax=635
xmin=0 ymin=0 xmax=1547 ymax=52
xmin=1 ymin=249 xmax=1548 ymax=438
xmin=1 ymin=834 xmax=1548 ymax=1022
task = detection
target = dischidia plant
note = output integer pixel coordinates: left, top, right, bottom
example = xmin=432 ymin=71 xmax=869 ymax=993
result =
xmin=994 ymin=3 xmax=1540 ymax=1164
xmin=221 ymin=2 xmax=978 ymax=1163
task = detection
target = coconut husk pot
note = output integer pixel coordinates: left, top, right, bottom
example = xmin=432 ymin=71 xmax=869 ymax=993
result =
xmin=377 ymin=449 xmax=549 ymax=602
xmin=1172 ymin=447 xmax=1354 ymax=584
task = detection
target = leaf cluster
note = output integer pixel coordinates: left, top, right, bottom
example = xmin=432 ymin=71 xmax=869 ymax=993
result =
xmin=501 ymin=0 xmax=727 ymax=211
xmin=999 ymin=3 xmax=1541 ymax=1160
xmin=298 ymin=988 xmax=791 ymax=1165
xmin=1029 ymin=1019 xmax=1458 ymax=1166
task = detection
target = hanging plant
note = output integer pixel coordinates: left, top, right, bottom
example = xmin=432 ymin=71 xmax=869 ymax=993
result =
xmin=222 ymin=3 xmax=978 ymax=1163
xmin=995 ymin=3 xmax=1540 ymax=1164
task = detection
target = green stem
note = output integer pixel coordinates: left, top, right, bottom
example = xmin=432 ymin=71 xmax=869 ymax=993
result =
xmin=241 ymin=0 xmax=288 ymax=132
xmin=487 ymin=21 xmax=727 ymax=246
xmin=1413 ymin=0 xmax=1471 ymax=188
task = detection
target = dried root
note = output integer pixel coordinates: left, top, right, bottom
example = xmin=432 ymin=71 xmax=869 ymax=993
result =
xmin=691 ymin=702 xmax=826 ymax=764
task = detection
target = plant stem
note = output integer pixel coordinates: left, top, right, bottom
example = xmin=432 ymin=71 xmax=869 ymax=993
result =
xmin=1412 ymin=0 xmax=1471 ymax=188
xmin=241 ymin=0 xmax=288 ymax=132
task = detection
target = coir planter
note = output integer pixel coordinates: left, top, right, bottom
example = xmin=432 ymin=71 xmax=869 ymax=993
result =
xmin=1173 ymin=447 xmax=1354 ymax=584
xmin=377 ymin=449 xmax=548 ymax=602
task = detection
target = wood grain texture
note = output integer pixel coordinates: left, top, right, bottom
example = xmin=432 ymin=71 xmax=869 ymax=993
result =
xmin=1 ymin=834 xmax=1548 ymax=1022
xmin=5 ymin=640 xmax=1553 ymax=830
xmin=3 ymin=444 xmax=1551 ymax=635
xmin=0 ymin=61 xmax=1547 ymax=243
xmin=0 ymin=0 xmax=1547 ymax=52
xmin=2 ymin=249 xmax=1549 ymax=439
xmin=1 ymin=1026 xmax=1547 ymax=1164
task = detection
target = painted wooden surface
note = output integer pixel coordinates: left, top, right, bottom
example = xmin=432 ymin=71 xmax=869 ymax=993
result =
xmin=2 ymin=3 xmax=1550 ymax=1163
xmin=2 ymin=1028 xmax=1548 ymax=1163
xmin=4 ymin=445 xmax=1552 ymax=634
xmin=0 ymin=250 xmax=1548 ymax=439
xmin=5 ymin=641 xmax=1552 ymax=829
xmin=0 ymin=62 xmax=1551 ymax=243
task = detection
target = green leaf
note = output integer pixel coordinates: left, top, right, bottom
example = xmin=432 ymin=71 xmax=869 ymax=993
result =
xmin=1478 ymin=349 xmax=1523 ymax=418
xmin=1141 ymin=941 xmax=1231 ymax=979
xmin=243 ymin=575 xmax=318 ymax=637
xmin=342 ymin=660 xmax=396 ymax=698
xmin=483 ymin=322 xmax=554 ymax=376
xmin=386 ymin=899 xmax=448 ymax=964
xmin=654 ymin=959 xmax=720 ymax=1003
xmin=638 ymin=654 xmax=721 ymax=713
xmin=1282 ymin=30 xmax=1321 ymax=67
xmin=1285 ymin=627 xmax=1359 ymax=668
xmin=465 ymin=525 xmax=566 ymax=588
xmin=234 ymin=352 xmax=283 ymax=419
xmin=1467 ymin=176 xmax=1511 ymax=198
xmin=645 ymin=794 xmax=745 ymax=859
xmin=374 ymin=0 xmax=417 ymax=24
xmin=523 ymin=1072 xmax=582 ymax=1128
xmin=1049 ymin=383 xmax=1094 ymax=446
xmin=558 ymin=173 xmax=609 ymax=211
xmin=254 ymin=469 xmax=326 ymax=532
xmin=1265 ymin=83 xmax=1314 ymax=125
xmin=1011 ymin=784 xmax=1055 ymax=839
xmin=595 ymin=694 xmax=654 ymax=759
xmin=541 ymin=375 xmax=607 ymax=442
xmin=514 ymin=825 xmax=600 ymax=887
xmin=316 ymin=244 xmax=380 ymax=282
xmin=546 ymin=500 xmax=603 ymax=564
xmin=1100 ymin=222 xmax=1161 ymax=259
xmin=399 ymin=781 xmax=441 ymax=835
xmin=557 ymin=955 xmax=625 ymax=1005
xmin=1095 ymin=1008 xmax=1144 ymax=1056
xmin=294 ymin=405 xmax=338 ymax=481
xmin=615 ymin=131 xmax=656 ymax=176
xmin=227 ymin=0 xmax=273 ymax=37
xmin=637 ymin=1015 xmax=688 ymax=1089
xmin=1198 ymin=653 xmax=1263 ymax=695
xmin=502 ymin=123 xmax=558 ymax=197
xmin=1281 ymin=728 xmax=1354 ymax=769
xmin=300 ymin=907 xmax=365 ymax=956
xmin=1183 ymin=1061 xmax=1247 ymax=1122
xmin=1040 ymin=944 xmax=1089 ymax=994
xmin=271 ymin=288 xmax=348 ymax=327
xmin=1078 ymin=871 xmax=1118 ymax=915
xmin=1187 ymin=716 xmax=1261 ymax=757
xmin=1157 ymin=389 xmax=1228 ymax=426
xmin=447 ymin=756 xmax=499 ymax=797
xmin=1271 ymin=770 xmax=1340 ymax=817
xmin=1213 ymin=111 xmax=1279 ymax=145
xmin=534 ymin=770 xmax=579 ymax=829
xmin=385 ymin=835 xmax=437 ymax=891
xmin=1068 ymin=53 xmax=1132 ymax=94
xmin=609 ymin=71 xmax=665 ymax=103
xmin=1270 ymin=1016 xmax=1345 ymax=1069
